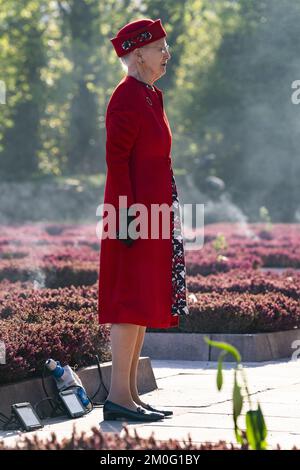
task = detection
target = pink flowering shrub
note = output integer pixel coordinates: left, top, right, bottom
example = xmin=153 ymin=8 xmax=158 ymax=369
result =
xmin=0 ymin=426 xmax=243 ymax=450
xmin=187 ymin=268 xmax=300 ymax=299
xmin=152 ymin=269 xmax=300 ymax=333
xmin=0 ymin=282 xmax=110 ymax=384
xmin=0 ymin=223 xmax=300 ymax=285
xmin=185 ymin=223 xmax=300 ymax=275
xmin=180 ymin=291 xmax=300 ymax=333
xmin=1 ymin=222 xmax=300 ymax=380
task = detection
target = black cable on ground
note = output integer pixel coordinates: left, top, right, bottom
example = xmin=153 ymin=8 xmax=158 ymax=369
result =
xmin=34 ymin=397 xmax=65 ymax=420
xmin=0 ymin=411 xmax=19 ymax=431
xmin=33 ymin=364 xmax=67 ymax=419
xmin=89 ymin=354 xmax=109 ymax=406
xmin=41 ymin=364 xmax=56 ymax=412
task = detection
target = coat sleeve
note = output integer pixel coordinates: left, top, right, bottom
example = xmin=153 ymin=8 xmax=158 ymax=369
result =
xmin=105 ymin=101 xmax=140 ymax=209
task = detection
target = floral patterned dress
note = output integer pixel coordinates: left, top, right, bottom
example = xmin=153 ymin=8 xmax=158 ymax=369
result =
xmin=170 ymin=169 xmax=190 ymax=317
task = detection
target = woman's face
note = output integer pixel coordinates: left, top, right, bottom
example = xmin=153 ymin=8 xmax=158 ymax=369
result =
xmin=139 ymin=38 xmax=171 ymax=80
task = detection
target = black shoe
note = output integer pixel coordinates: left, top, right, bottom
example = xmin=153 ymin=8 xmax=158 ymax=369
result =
xmin=142 ymin=403 xmax=173 ymax=417
xmin=103 ymin=400 xmax=164 ymax=422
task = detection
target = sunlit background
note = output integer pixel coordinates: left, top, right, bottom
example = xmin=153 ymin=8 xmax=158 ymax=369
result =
xmin=1 ymin=0 xmax=300 ymax=226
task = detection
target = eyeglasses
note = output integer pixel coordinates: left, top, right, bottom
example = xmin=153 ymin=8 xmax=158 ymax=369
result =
xmin=160 ymin=44 xmax=170 ymax=54
xmin=146 ymin=43 xmax=170 ymax=54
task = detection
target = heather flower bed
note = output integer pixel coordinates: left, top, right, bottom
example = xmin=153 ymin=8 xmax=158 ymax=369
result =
xmin=0 ymin=223 xmax=300 ymax=286
xmin=181 ymin=290 xmax=300 ymax=333
xmin=0 ymin=281 xmax=111 ymax=384
xmin=150 ymin=269 xmax=300 ymax=333
xmin=0 ymin=243 xmax=98 ymax=287
xmin=1 ymin=222 xmax=300 ymax=381
xmin=185 ymin=223 xmax=300 ymax=275
xmin=0 ymin=426 xmax=244 ymax=450
xmin=0 ymin=426 xmax=295 ymax=450
xmin=187 ymin=268 xmax=300 ymax=299
xmin=0 ymin=223 xmax=99 ymax=287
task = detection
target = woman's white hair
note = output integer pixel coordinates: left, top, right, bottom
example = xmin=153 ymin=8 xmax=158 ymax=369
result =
xmin=119 ymin=51 xmax=135 ymax=73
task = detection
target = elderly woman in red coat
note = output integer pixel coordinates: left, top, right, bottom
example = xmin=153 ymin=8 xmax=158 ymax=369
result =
xmin=98 ymin=18 xmax=189 ymax=422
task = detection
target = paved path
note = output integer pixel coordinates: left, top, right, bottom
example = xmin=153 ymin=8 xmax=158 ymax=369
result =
xmin=1 ymin=359 xmax=300 ymax=449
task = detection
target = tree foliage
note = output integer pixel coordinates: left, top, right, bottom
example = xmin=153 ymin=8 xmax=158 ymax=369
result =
xmin=0 ymin=0 xmax=299 ymax=221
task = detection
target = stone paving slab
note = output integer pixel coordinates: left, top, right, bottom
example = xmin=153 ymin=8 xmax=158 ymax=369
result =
xmin=201 ymin=401 xmax=300 ymax=418
xmin=2 ymin=358 xmax=300 ymax=450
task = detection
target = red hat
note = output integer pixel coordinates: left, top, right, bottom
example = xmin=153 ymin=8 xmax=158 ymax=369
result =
xmin=111 ymin=18 xmax=167 ymax=57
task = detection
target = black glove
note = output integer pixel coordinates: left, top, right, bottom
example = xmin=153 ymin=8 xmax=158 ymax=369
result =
xmin=116 ymin=209 xmax=136 ymax=247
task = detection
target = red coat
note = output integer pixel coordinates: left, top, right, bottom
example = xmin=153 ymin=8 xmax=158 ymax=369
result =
xmin=98 ymin=75 xmax=179 ymax=329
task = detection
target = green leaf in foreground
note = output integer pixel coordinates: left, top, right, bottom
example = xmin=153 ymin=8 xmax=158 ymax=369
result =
xmin=233 ymin=373 xmax=243 ymax=426
xmin=217 ymin=350 xmax=227 ymax=390
xmin=246 ymin=406 xmax=268 ymax=450
xmin=204 ymin=337 xmax=242 ymax=363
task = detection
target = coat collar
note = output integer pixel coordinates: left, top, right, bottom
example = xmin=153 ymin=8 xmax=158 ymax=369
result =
xmin=125 ymin=75 xmax=162 ymax=92
xmin=124 ymin=75 xmax=164 ymax=109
